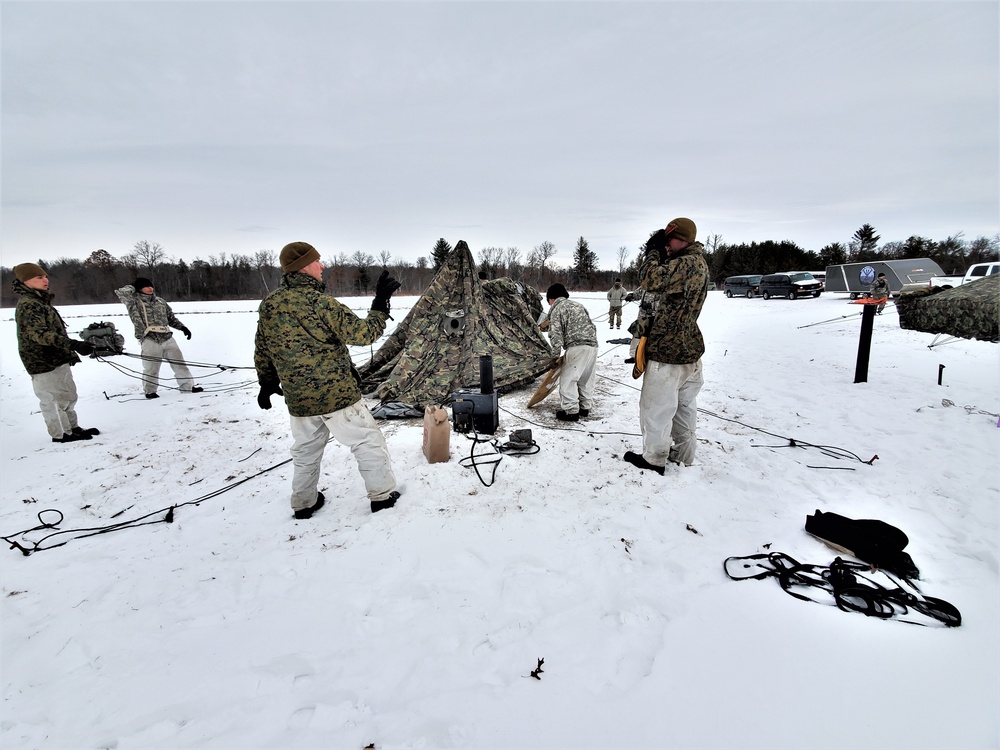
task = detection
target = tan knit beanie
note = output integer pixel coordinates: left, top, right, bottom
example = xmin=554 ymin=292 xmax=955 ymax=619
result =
xmin=665 ymin=218 xmax=697 ymax=244
xmin=14 ymin=263 xmax=47 ymax=282
xmin=279 ymin=242 xmax=320 ymax=273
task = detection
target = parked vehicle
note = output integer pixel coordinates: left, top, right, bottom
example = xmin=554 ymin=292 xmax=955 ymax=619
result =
xmin=928 ymin=262 xmax=1000 ymax=290
xmin=808 ymin=271 xmax=826 ymax=291
xmin=723 ymin=274 xmax=762 ymax=298
xmin=824 ymin=258 xmax=944 ymax=299
xmin=758 ymin=272 xmax=822 ymax=300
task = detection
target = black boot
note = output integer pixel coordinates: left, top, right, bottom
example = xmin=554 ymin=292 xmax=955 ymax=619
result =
xmin=555 ymin=410 xmax=579 ymax=422
xmin=190 ymin=386 xmax=204 ymax=393
xmin=145 ymin=393 xmax=159 ymax=399
xmin=72 ymin=427 xmax=101 ymax=437
xmin=293 ymin=492 xmax=326 ymax=520
xmin=623 ymin=451 xmax=665 ymax=475
xmin=371 ymin=490 xmax=400 ymax=513
xmin=53 ymin=431 xmax=91 ymax=443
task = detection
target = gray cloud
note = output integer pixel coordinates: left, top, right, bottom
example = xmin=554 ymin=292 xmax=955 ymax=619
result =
xmin=2 ymin=2 xmax=997 ymax=270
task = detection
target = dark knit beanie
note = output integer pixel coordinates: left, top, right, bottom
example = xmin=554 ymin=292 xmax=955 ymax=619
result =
xmin=133 ymin=277 xmax=153 ymax=291
xmin=546 ymin=283 xmax=569 ymax=300
xmin=14 ymin=263 xmax=47 ymax=282
xmin=665 ymin=217 xmax=697 ymax=244
xmin=280 ymin=242 xmax=320 ymax=273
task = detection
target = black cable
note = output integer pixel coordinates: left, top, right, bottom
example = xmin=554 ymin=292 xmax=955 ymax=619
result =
xmin=592 ymin=368 xmax=872 ymax=465
xmin=0 ymin=441 xmax=324 ymax=555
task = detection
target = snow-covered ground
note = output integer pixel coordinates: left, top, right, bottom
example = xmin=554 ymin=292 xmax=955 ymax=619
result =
xmin=1 ymin=289 xmax=997 ymax=749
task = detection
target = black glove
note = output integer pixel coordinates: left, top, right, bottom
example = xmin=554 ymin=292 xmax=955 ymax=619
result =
xmin=180 ymin=326 xmax=192 ymax=340
xmin=69 ymin=339 xmax=95 ymax=356
xmin=257 ymin=382 xmax=283 ymax=410
xmin=371 ymin=270 xmax=401 ymax=316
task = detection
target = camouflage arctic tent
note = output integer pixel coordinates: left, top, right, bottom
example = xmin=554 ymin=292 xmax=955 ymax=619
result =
xmin=896 ymin=274 xmax=999 ymax=343
xmin=357 ymin=241 xmax=555 ymax=413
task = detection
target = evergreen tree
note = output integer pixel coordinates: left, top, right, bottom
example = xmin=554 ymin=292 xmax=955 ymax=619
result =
xmin=902 ymin=235 xmax=935 ymax=258
xmin=572 ymin=236 xmax=599 ymax=285
xmin=431 ymin=238 xmax=452 ymax=271
xmin=819 ymin=242 xmax=847 ymax=268
xmin=849 ymin=224 xmax=881 ymax=261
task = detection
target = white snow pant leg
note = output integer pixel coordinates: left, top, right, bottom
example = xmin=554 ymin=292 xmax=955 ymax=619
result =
xmin=160 ymin=336 xmax=195 ymax=391
xmin=638 ymin=359 xmax=703 ymax=466
xmin=668 ymin=360 xmax=704 ymax=466
xmin=559 ymin=345 xmax=597 ymax=414
xmin=289 ymin=401 xmax=397 ymax=510
xmin=140 ymin=338 xmax=164 ymax=395
xmin=289 ymin=415 xmax=330 ymax=511
xmin=578 ymin=346 xmax=598 ymax=411
xmin=31 ymin=363 xmax=79 ymax=438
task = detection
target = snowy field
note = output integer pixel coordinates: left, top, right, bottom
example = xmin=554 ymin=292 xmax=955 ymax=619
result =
xmin=1 ymin=289 xmax=997 ymax=749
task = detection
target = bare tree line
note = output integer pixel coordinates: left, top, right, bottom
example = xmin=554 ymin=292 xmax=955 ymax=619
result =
xmin=11 ymin=227 xmax=987 ymax=308
xmin=1 ymin=238 xmax=632 ymax=307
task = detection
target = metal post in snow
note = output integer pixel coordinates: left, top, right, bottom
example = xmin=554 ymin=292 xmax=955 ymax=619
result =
xmin=854 ymin=304 xmax=876 ymax=383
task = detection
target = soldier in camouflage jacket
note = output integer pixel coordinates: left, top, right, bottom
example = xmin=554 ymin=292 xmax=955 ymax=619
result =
xmin=254 ymin=242 xmax=402 ymax=518
xmin=545 ymin=283 xmax=598 ymax=421
xmin=13 ymin=264 xmax=100 ymax=443
xmin=115 ymin=279 xmax=201 ymax=398
xmin=607 ymin=279 xmax=628 ymax=329
xmin=869 ymin=273 xmax=889 ymax=314
xmin=624 ymin=219 xmax=709 ymax=475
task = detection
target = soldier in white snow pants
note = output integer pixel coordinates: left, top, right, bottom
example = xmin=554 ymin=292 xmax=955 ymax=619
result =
xmin=140 ymin=337 xmax=196 ymax=395
xmin=638 ymin=360 xmax=704 ymax=467
xmin=559 ymin=345 xmax=598 ymax=415
xmin=288 ymin=401 xmax=397 ymax=513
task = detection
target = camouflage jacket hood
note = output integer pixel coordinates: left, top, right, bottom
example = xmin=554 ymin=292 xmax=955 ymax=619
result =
xmin=13 ymin=278 xmax=81 ymax=375
xmin=547 ymin=297 xmax=598 ymax=353
xmin=641 ymin=241 xmax=709 ymax=364
xmin=254 ymin=272 xmax=389 ymax=417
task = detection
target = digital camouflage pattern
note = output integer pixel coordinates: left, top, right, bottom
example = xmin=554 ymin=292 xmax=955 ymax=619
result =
xmin=357 ymin=241 xmax=555 ymax=409
xmin=896 ymin=274 xmax=999 ymax=342
xmin=12 ymin=278 xmax=81 ymax=375
xmin=115 ymin=285 xmax=186 ymax=342
xmin=546 ymin=297 xmax=598 ymax=354
xmin=255 ymin=272 xmax=389 ymax=417
xmin=641 ymin=240 xmax=709 ymax=364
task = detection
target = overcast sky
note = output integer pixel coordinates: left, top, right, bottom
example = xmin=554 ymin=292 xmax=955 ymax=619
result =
xmin=2 ymin=1 xmax=998 ymax=271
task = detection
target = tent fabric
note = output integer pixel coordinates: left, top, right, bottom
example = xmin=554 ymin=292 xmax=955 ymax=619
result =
xmin=357 ymin=241 xmax=556 ymax=411
xmin=896 ymin=275 xmax=999 ymax=342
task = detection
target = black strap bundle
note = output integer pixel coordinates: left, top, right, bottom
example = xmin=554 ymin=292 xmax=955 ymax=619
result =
xmin=724 ymin=552 xmax=961 ymax=627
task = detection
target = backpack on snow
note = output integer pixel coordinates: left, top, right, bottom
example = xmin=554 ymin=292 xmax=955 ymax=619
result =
xmin=79 ymin=321 xmax=125 ymax=357
xmin=805 ymin=509 xmax=920 ymax=580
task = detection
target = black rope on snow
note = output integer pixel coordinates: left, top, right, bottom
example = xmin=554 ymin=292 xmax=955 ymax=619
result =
xmin=522 ymin=368 xmax=873 ymax=466
xmin=93 ymin=354 xmax=257 ymax=396
xmin=723 ymin=551 xmax=961 ymax=628
xmin=0 ymin=439 xmax=340 ymax=555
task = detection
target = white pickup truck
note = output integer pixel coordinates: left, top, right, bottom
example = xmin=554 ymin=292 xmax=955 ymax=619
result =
xmin=928 ymin=262 xmax=1000 ymax=290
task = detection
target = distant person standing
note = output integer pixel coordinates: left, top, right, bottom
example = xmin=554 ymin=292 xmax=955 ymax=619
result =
xmin=116 ymin=278 xmax=203 ymax=398
xmin=545 ymin=283 xmax=598 ymax=421
xmin=869 ymin=272 xmax=889 ymax=315
xmin=624 ymin=218 xmax=709 ymax=474
xmin=255 ymin=241 xmax=402 ymax=519
xmin=12 ymin=263 xmax=100 ymax=443
xmin=607 ymin=278 xmax=628 ymax=329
